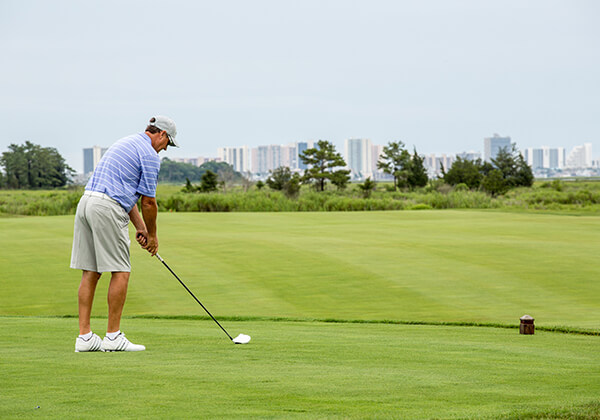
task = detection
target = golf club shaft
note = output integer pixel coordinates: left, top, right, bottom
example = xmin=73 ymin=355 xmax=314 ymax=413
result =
xmin=156 ymin=254 xmax=233 ymax=341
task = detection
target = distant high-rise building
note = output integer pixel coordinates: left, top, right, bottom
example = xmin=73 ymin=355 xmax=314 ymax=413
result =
xmin=484 ymin=134 xmax=512 ymax=162
xmin=281 ymin=143 xmax=298 ymax=170
xmin=524 ymin=147 xmax=565 ymax=169
xmin=217 ymin=146 xmax=250 ymax=173
xmin=344 ymin=138 xmax=373 ymax=180
xmin=546 ymin=148 xmax=564 ymax=169
xmin=251 ymin=145 xmax=283 ymax=174
xmin=83 ymin=146 xmax=108 ymax=175
xmin=566 ymin=143 xmax=593 ymax=168
xmin=296 ymin=142 xmax=310 ymax=170
xmin=370 ymin=144 xmax=385 ymax=179
xmin=531 ymin=149 xmax=544 ymax=169
xmin=424 ymin=154 xmax=455 ymax=178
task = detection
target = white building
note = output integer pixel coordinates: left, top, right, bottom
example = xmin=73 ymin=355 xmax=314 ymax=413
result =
xmin=370 ymin=144 xmax=387 ymax=180
xmin=251 ymin=145 xmax=284 ymax=175
xmin=424 ymin=154 xmax=455 ymax=178
xmin=250 ymin=141 xmax=314 ymax=175
xmin=566 ymin=143 xmax=593 ymax=168
xmin=524 ymin=147 xmax=565 ymax=169
xmin=344 ymin=138 xmax=373 ymax=180
xmin=217 ymin=146 xmax=251 ymax=173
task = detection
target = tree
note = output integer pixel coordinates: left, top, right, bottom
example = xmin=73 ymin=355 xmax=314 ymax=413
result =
xmin=481 ymin=169 xmax=508 ymax=196
xmin=492 ymin=146 xmax=534 ymax=188
xmin=407 ymin=148 xmax=428 ymax=189
xmin=299 ymin=140 xmax=348 ymax=192
xmin=266 ymin=166 xmax=293 ymax=191
xmin=443 ymin=157 xmax=484 ymax=189
xmin=443 ymin=157 xmax=495 ymax=190
xmin=267 ymin=167 xmax=302 ymax=198
xmin=159 ymin=158 xmax=203 ymax=183
xmin=217 ymin=166 xmax=236 ymax=193
xmin=284 ymin=173 xmax=302 ymax=198
xmin=159 ymin=159 xmax=242 ymax=184
xmin=358 ymin=177 xmax=376 ymax=198
xmin=255 ymin=180 xmax=265 ymax=190
xmin=0 ymin=141 xmax=74 ymax=189
xmin=329 ymin=169 xmax=351 ymax=191
xmin=182 ymin=177 xmax=195 ymax=193
xmin=514 ymin=152 xmax=534 ymax=187
xmin=377 ymin=141 xmax=411 ymax=190
xmin=199 ymin=170 xmax=218 ymax=192
xmin=241 ymin=171 xmax=254 ymax=192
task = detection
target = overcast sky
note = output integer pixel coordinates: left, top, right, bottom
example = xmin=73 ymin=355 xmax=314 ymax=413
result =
xmin=1 ymin=0 xmax=598 ymax=172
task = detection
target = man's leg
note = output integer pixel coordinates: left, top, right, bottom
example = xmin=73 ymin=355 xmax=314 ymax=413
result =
xmin=102 ymin=271 xmax=145 ymax=351
xmin=107 ymin=271 xmax=130 ymax=333
xmin=78 ymin=270 xmax=102 ymax=335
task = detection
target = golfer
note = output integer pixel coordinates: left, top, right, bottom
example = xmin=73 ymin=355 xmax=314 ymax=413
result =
xmin=71 ymin=116 xmax=178 ymax=352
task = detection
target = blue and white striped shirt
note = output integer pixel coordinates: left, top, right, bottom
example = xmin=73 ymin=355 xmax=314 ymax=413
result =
xmin=86 ymin=132 xmax=160 ymax=213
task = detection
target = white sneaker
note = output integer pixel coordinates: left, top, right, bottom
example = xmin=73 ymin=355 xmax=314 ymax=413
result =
xmin=101 ymin=332 xmax=146 ymax=352
xmin=75 ymin=333 xmax=104 ymax=352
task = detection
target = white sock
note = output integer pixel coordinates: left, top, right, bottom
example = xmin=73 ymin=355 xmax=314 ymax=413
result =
xmin=79 ymin=331 xmax=93 ymax=340
xmin=106 ymin=330 xmax=121 ymax=340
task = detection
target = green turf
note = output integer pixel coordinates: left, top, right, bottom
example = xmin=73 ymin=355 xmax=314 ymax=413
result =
xmin=0 ymin=316 xmax=598 ymax=419
xmin=1 ymin=211 xmax=599 ymax=330
xmin=1 ymin=210 xmax=599 ymax=418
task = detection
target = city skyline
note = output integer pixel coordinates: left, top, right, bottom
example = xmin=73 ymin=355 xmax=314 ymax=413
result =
xmin=2 ymin=1 xmax=599 ymax=173
xmin=168 ymin=136 xmax=596 ymax=179
xmin=80 ymin=135 xmax=596 ymax=182
xmin=33 ymin=132 xmax=600 ymax=175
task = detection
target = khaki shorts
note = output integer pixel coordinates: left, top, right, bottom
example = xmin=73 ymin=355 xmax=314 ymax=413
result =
xmin=70 ymin=191 xmax=131 ymax=273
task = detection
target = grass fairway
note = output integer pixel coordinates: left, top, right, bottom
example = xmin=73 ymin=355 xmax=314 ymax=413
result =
xmin=1 ymin=211 xmax=599 ymax=329
xmin=0 ymin=210 xmax=599 ymax=418
xmin=1 ymin=316 xmax=599 ymax=419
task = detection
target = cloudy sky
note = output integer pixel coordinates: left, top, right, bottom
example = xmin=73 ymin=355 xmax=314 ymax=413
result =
xmin=1 ymin=0 xmax=598 ymax=172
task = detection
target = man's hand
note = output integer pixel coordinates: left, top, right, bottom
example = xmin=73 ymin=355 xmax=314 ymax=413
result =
xmin=143 ymin=234 xmax=158 ymax=256
xmin=135 ymin=230 xmax=148 ymax=247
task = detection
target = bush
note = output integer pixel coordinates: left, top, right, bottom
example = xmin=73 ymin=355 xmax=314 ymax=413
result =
xmin=2 ymin=180 xmax=600 ymax=216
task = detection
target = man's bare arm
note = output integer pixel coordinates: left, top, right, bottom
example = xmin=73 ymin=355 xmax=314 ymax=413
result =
xmin=128 ymin=204 xmax=148 ymax=247
xmin=140 ymin=195 xmax=158 ymax=256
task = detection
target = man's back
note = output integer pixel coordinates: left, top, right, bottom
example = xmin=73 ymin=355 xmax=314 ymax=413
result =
xmin=86 ymin=132 xmax=160 ymax=212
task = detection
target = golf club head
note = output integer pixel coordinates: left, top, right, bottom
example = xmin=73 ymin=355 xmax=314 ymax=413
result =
xmin=232 ymin=334 xmax=251 ymax=344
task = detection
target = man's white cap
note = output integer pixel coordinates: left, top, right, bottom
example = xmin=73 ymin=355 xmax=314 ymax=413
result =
xmin=149 ymin=116 xmax=179 ymax=147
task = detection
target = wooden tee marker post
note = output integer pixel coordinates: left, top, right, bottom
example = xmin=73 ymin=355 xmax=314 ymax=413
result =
xmin=520 ymin=314 xmax=535 ymax=335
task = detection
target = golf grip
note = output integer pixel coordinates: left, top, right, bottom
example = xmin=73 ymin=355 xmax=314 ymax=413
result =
xmin=155 ymin=254 xmax=233 ymax=341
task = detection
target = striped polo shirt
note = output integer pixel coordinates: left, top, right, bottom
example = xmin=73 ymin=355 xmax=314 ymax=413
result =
xmin=86 ymin=132 xmax=160 ymax=213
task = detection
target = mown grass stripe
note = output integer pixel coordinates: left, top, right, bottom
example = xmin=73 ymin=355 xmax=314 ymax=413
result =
xmin=2 ymin=314 xmax=598 ymax=336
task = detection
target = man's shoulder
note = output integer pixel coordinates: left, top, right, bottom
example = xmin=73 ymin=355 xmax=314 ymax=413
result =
xmin=113 ymin=133 xmax=155 ymax=155
xmin=118 ymin=132 xmax=151 ymax=146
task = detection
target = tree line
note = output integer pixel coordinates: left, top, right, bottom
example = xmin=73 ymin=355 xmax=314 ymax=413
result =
xmin=0 ymin=142 xmax=74 ymax=189
xmin=182 ymin=139 xmax=533 ymax=198
xmin=261 ymin=139 xmax=429 ymax=198
xmin=0 ymin=140 xmax=533 ymax=197
xmin=442 ymin=145 xmax=534 ymax=196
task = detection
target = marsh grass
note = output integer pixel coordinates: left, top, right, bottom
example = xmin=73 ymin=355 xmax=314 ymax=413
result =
xmin=1 ymin=180 xmax=600 ymax=215
xmin=0 ymin=188 xmax=83 ymax=216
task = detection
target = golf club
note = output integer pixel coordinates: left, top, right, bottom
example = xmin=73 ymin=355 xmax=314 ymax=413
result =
xmin=155 ymin=253 xmax=251 ymax=345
